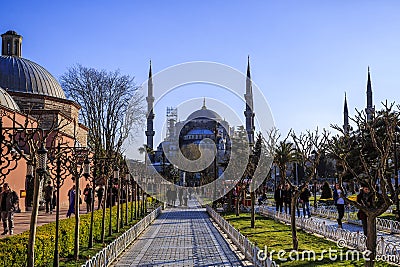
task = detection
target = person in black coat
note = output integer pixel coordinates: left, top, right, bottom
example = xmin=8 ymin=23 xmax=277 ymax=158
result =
xmin=357 ymin=185 xmax=373 ymax=235
xmin=283 ymin=184 xmax=292 ymax=214
xmin=299 ymin=187 xmax=311 ymax=217
xmin=274 ymin=184 xmax=284 ymax=212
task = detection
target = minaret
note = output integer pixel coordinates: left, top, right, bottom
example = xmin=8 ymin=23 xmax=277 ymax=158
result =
xmin=145 ymin=61 xmax=155 ymax=150
xmin=365 ymin=67 xmax=374 ymax=121
xmin=343 ymin=92 xmax=349 ymax=134
xmin=244 ymin=56 xmax=255 ymax=146
xmin=1 ymin=30 xmax=22 ymax=57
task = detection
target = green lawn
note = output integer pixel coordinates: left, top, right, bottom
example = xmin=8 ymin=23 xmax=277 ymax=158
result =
xmin=222 ymin=213 xmax=393 ymax=266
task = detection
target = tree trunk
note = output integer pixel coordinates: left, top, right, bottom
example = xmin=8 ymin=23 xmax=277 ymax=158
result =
xmin=125 ymin=185 xmax=129 ymax=225
xmin=235 ymin=189 xmax=240 ymax=216
xmin=291 ymin=197 xmax=298 ymax=250
xmin=116 ymin=177 xmax=121 ymax=233
xmin=101 ymin=180 xmax=108 ymax=243
xmin=137 ymin=185 xmax=140 ymax=217
xmin=27 ymin=173 xmax=42 ymax=267
xmin=88 ymin=178 xmax=95 ymax=248
xmin=365 ymin=216 xmax=377 ymax=267
xmin=251 ymin=191 xmax=255 ymax=228
xmin=228 ymin=190 xmax=233 ymax=212
xmin=74 ymin=176 xmax=80 ymax=260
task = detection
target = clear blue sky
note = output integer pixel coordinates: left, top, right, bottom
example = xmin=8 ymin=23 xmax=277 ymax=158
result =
xmin=3 ymin=1 xmax=400 ymax=148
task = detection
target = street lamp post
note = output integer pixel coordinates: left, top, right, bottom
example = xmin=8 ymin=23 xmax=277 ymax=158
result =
xmin=80 ymin=157 xmax=93 ymax=249
xmin=73 ymin=150 xmax=90 ymax=261
xmin=115 ymin=165 xmax=121 ymax=233
xmin=130 ymin=174 xmax=135 ymax=221
xmin=28 ymin=143 xmax=47 ymax=267
xmin=88 ymin=159 xmax=96 ymax=248
xmin=125 ymin=170 xmax=130 ymax=225
xmin=274 ymin=164 xmax=277 ymax=191
xmin=311 ymin=150 xmax=318 ymax=208
xmin=142 ymin=173 xmax=147 ymax=215
xmin=394 ymin=128 xmax=399 ymax=218
xmin=25 ymin=163 xmax=34 ymax=209
xmin=52 ymin=144 xmax=62 ymax=267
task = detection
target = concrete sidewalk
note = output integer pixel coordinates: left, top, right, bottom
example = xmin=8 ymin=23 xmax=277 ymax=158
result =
xmin=0 ymin=203 xmax=93 ymax=238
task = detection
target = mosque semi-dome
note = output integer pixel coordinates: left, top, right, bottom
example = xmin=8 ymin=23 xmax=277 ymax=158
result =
xmin=0 ymin=86 xmax=20 ymax=111
xmin=0 ymin=30 xmax=66 ymax=99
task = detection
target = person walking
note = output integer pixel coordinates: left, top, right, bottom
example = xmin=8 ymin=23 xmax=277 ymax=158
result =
xmin=274 ymin=184 xmax=284 ymax=213
xmin=43 ymin=180 xmax=54 ymax=214
xmin=283 ymin=184 xmax=292 ymax=215
xmin=83 ymin=183 xmax=93 ymax=213
xmin=334 ymin=183 xmax=345 ymax=228
xmin=96 ymin=185 xmax=104 ymax=210
xmin=178 ymin=188 xmax=183 ymax=206
xmin=357 ymin=185 xmax=372 ymax=235
xmin=300 ymin=186 xmax=311 ymax=218
xmin=0 ymin=183 xmax=19 ymax=235
xmin=171 ymin=189 xmax=177 ymax=206
xmin=66 ymin=185 xmax=76 ymax=218
xmin=183 ymin=189 xmax=188 ymax=206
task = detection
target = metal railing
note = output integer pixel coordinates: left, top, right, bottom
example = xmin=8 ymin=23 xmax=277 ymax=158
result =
xmin=310 ymin=205 xmax=400 ymax=234
xmin=207 ymin=206 xmax=279 ymax=267
xmin=81 ymin=206 xmax=162 ymax=267
xmin=258 ymin=206 xmax=400 ymax=265
xmin=262 ymin=199 xmax=400 ymax=234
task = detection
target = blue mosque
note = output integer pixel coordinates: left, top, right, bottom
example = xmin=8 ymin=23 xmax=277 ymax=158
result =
xmin=144 ymin=59 xmax=256 ymax=186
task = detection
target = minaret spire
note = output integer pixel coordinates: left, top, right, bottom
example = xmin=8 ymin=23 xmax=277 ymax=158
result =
xmin=244 ymin=56 xmax=255 ymax=146
xmin=365 ymin=66 xmax=374 ymax=121
xmin=145 ymin=60 xmax=155 ymax=150
xmin=343 ymin=92 xmax=349 ymax=134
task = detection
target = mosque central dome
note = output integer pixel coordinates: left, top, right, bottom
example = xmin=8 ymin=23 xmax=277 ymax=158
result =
xmin=186 ymin=100 xmax=222 ymax=121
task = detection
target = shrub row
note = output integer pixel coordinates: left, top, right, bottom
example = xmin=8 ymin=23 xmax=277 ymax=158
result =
xmin=0 ymin=201 xmax=142 ymax=267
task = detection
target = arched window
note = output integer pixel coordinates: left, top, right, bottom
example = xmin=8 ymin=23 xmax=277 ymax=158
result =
xmin=7 ymin=42 xmax=11 ymax=55
xmin=14 ymin=40 xmax=18 ymax=54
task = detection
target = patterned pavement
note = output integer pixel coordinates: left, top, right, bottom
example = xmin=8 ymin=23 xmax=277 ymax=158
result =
xmin=112 ymin=204 xmax=246 ymax=267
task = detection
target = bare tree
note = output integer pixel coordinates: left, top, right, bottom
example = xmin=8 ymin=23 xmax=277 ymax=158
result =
xmin=328 ymin=102 xmax=399 ymax=267
xmin=61 ymin=65 xmax=144 ymax=249
xmin=289 ymin=128 xmax=329 ymax=250
xmin=60 ymin=64 xmax=145 ymax=156
xmin=274 ymin=130 xmax=296 ymax=187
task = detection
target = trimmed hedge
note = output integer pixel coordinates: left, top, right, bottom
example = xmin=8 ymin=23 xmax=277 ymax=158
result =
xmin=0 ymin=201 xmax=141 ymax=267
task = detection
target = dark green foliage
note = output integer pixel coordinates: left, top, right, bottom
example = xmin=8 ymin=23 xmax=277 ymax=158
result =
xmin=0 ymin=202 xmax=139 ymax=267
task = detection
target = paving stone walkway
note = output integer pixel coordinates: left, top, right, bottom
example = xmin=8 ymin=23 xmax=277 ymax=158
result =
xmin=112 ymin=206 xmax=246 ymax=267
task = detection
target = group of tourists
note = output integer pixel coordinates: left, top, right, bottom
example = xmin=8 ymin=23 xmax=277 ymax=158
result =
xmin=332 ymin=182 xmax=374 ymax=234
xmin=272 ymin=181 xmax=373 ymax=235
xmin=274 ymin=183 xmax=311 ymax=218
xmin=43 ymin=181 xmax=99 ymax=218
xmin=66 ymin=184 xmax=104 ymax=218
xmin=166 ymin=187 xmax=190 ymax=206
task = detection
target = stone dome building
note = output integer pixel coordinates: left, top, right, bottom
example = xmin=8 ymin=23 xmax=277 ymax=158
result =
xmin=0 ymin=86 xmax=20 ymax=111
xmin=0 ymin=30 xmax=87 ymax=145
xmin=0 ymin=30 xmax=88 ymax=209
